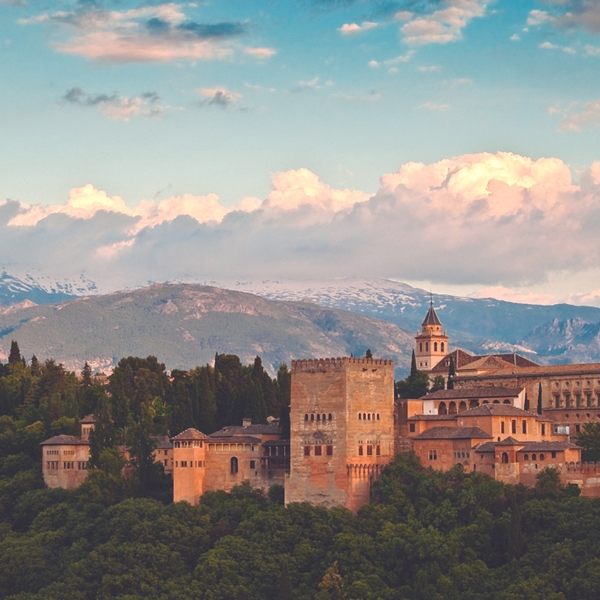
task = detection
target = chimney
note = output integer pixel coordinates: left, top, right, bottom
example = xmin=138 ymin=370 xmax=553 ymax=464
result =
xmin=242 ymin=418 xmax=252 ymax=427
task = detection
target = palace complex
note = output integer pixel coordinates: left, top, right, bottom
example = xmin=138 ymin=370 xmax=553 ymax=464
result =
xmin=41 ymin=301 xmax=600 ymax=509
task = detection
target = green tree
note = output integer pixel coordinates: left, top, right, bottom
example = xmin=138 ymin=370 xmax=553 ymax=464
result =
xmin=577 ymin=421 xmax=600 ymax=461
xmin=509 ymin=493 xmax=525 ymax=559
xmin=365 ymin=349 xmax=373 ymax=359
xmin=537 ymin=382 xmax=543 ymax=414
xmin=430 ymin=375 xmax=445 ymax=393
xmin=280 ymin=558 xmax=293 ymax=600
xmin=8 ymin=340 xmax=21 ymax=365
xmin=81 ymin=361 xmax=92 ymax=388
xmin=447 ymin=356 xmax=456 ymax=390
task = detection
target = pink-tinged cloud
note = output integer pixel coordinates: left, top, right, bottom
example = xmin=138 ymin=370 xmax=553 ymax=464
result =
xmin=339 ymin=22 xmax=377 ymax=35
xmin=557 ymin=100 xmax=600 ymax=132
xmin=401 ymin=0 xmax=489 ymax=46
xmin=470 ymin=286 xmax=557 ymax=305
xmin=244 ymin=47 xmax=276 ymax=58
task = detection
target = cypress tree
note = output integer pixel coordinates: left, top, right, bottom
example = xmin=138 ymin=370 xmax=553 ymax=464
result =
xmin=410 ymin=350 xmax=417 ymax=378
xmin=280 ymin=558 xmax=293 ymax=600
xmin=365 ymin=348 xmax=373 ymax=359
xmin=537 ymin=383 xmax=543 ymax=414
xmin=524 ymin=394 xmax=530 ymax=412
xmin=8 ymin=340 xmax=21 ymax=365
xmin=509 ymin=493 xmax=525 ymax=559
xmin=447 ymin=356 xmax=456 ymax=390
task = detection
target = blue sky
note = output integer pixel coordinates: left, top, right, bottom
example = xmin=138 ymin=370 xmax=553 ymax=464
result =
xmin=2 ymin=0 xmax=600 ymax=305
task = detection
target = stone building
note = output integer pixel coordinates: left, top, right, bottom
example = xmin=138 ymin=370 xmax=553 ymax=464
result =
xmin=285 ymin=357 xmax=395 ymax=512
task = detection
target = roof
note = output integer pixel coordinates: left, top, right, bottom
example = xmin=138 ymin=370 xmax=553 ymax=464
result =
xmin=518 ymin=441 xmax=581 ymax=452
xmin=430 ymin=350 xmax=538 ymax=374
xmin=207 ymin=436 xmax=262 ymax=444
xmin=171 ymin=428 xmax=208 ymax=440
xmin=263 ymin=439 xmax=291 ymax=446
xmin=456 ymin=362 xmax=600 ymax=380
xmin=421 ymin=386 xmax=523 ymax=400
xmin=210 ymin=424 xmax=282 ymax=437
xmin=413 ymin=426 xmax=492 ymax=440
xmin=80 ymin=414 xmax=95 ymax=424
xmin=152 ymin=435 xmax=173 ymax=449
xmin=40 ymin=434 xmax=88 ymax=446
xmin=459 ymin=356 xmax=518 ymax=373
xmin=458 ymin=404 xmax=538 ymax=418
xmin=496 ymin=436 xmax=522 ymax=446
xmin=407 ymin=414 xmax=458 ymax=421
xmin=474 ymin=442 xmax=496 ymax=453
xmin=422 ymin=304 xmax=442 ymax=327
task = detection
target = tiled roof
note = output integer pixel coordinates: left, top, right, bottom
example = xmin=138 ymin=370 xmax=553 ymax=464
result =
xmin=407 ymin=414 xmax=458 ymax=421
xmin=430 ymin=351 xmax=538 ymax=374
xmin=422 ymin=305 xmax=442 ymax=327
xmin=459 ymin=404 xmax=538 ymax=417
xmin=457 ymin=363 xmax=600 ymax=379
xmin=474 ymin=442 xmax=496 ymax=453
xmin=80 ymin=414 xmax=95 ymax=424
xmin=263 ymin=439 xmax=291 ymax=446
xmin=207 ymin=436 xmax=262 ymax=444
xmin=413 ymin=426 xmax=492 ymax=440
xmin=171 ymin=428 xmax=208 ymax=440
xmin=459 ymin=356 xmax=517 ymax=372
xmin=421 ymin=386 xmax=523 ymax=400
xmin=210 ymin=424 xmax=282 ymax=436
xmin=496 ymin=436 xmax=522 ymax=446
xmin=40 ymin=435 xmax=87 ymax=446
xmin=518 ymin=441 xmax=581 ymax=452
xmin=152 ymin=435 xmax=173 ymax=449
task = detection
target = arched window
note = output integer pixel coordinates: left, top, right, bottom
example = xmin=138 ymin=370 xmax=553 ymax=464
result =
xmin=426 ymin=342 xmax=429 ymax=352
xmin=524 ymin=454 xmax=529 ymax=460
xmin=328 ymin=413 xmax=332 ymax=421
xmin=367 ymin=413 xmax=371 ymax=420
xmin=420 ymin=343 xmax=423 ymax=352
xmin=438 ymin=402 xmax=447 ymax=415
xmin=459 ymin=401 xmax=467 ymax=413
xmin=311 ymin=414 xmax=314 ymax=421
xmin=376 ymin=413 xmax=380 ymax=420
xmin=503 ymin=399 xmax=511 ymax=404
xmin=317 ymin=414 xmax=321 ymax=421
xmin=441 ymin=342 xmax=445 ymax=353
xmin=230 ymin=457 xmax=238 ymax=475
xmin=502 ymin=452 xmax=509 ymax=464
xmin=358 ymin=413 xmax=362 ymax=420
xmin=363 ymin=413 xmax=366 ymax=420
xmin=323 ymin=414 xmax=326 ymax=421
xmin=449 ymin=401 xmax=457 ymax=415
xmin=540 ymin=453 xmax=545 ymax=461
xmin=304 ymin=414 xmax=308 ymax=421
xmin=434 ymin=342 xmax=438 ymax=352
xmin=511 ymin=420 xmax=516 ymax=434
xmin=532 ymin=453 xmax=537 ymax=461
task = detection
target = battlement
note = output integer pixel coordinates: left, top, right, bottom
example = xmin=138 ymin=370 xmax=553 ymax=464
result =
xmin=291 ymin=357 xmax=394 ymax=373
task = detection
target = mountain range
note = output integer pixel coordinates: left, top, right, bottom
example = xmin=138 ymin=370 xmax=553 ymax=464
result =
xmin=3 ymin=273 xmax=600 ymax=370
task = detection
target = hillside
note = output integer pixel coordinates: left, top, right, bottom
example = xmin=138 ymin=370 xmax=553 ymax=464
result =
xmin=0 ymin=284 xmax=414 ymax=373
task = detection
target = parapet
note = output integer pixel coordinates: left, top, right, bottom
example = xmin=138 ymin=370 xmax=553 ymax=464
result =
xmin=291 ymin=357 xmax=394 ymax=373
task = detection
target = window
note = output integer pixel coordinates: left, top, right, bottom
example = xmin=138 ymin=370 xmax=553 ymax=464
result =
xmin=250 ymin=460 xmax=256 ymax=469
xmin=522 ymin=421 xmax=527 ymax=434
xmin=77 ymin=461 xmax=87 ymax=470
xmin=317 ymin=414 xmax=321 ymax=421
xmin=524 ymin=454 xmax=529 ymax=460
xmin=501 ymin=422 xmax=505 ymax=434
xmin=409 ymin=424 xmax=416 ymax=433
xmin=552 ymin=451 xmax=557 ymax=458
xmin=426 ymin=342 xmax=429 ymax=352
xmin=363 ymin=413 xmax=366 ymax=420
xmin=315 ymin=445 xmax=322 ymax=456
xmin=230 ymin=457 xmax=238 ymax=474
xmin=541 ymin=424 xmax=546 ymax=436
xmin=326 ymin=445 xmax=333 ymax=456
xmin=376 ymin=446 xmax=381 ymax=456
xmin=64 ymin=462 xmax=74 ymax=469
xmin=175 ymin=461 xmax=178 ymax=467
xmin=47 ymin=461 xmax=58 ymax=470
xmin=358 ymin=413 xmax=362 ymax=420
xmin=576 ymin=424 xmax=581 ymax=433
xmin=532 ymin=454 xmax=537 ymax=461
xmin=304 ymin=414 xmax=308 ymax=421
xmin=540 ymin=454 xmax=545 ymax=461
xmin=358 ymin=445 xmax=364 ymax=456
xmin=328 ymin=414 xmax=332 ymax=421
xmin=322 ymin=414 xmax=326 ymax=421
xmin=434 ymin=342 xmax=438 ymax=352
xmin=367 ymin=445 xmax=373 ymax=456
xmin=502 ymin=452 xmax=509 ymax=464
xmin=420 ymin=342 xmax=423 ymax=352
xmin=304 ymin=446 xmax=310 ymax=456
xmin=441 ymin=342 xmax=445 ymax=353
xmin=311 ymin=414 xmax=314 ymax=421
xmin=511 ymin=420 xmax=517 ymax=434
xmin=367 ymin=413 xmax=371 ymax=420
xmin=428 ymin=449 xmax=437 ymax=461
xmin=376 ymin=413 xmax=380 ymax=420
xmin=181 ymin=461 xmax=187 ymax=467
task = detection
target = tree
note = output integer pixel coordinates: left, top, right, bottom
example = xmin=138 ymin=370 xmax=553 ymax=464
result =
xmin=317 ymin=562 xmax=345 ymax=600
xmin=8 ymin=341 xmax=21 ymax=366
xmin=577 ymin=422 xmax=600 ymax=460
xmin=524 ymin=394 xmax=530 ymax=412
xmin=447 ymin=356 xmax=456 ymax=390
xmin=279 ymin=558 xmax=293 ymax=600
xmin=365 ymin=349 xmax=373 ymax=359
xmin=430 ymin=375 xmax=445 ymax=393
xmin=81 ymin=362 xmax=92 ymax=388
xmin=509 ymin=493 xmax=525 ymax=559
xmin=410 ymin=350 xmax=417 ymax=378
xmin=537 ymin=382 xmax=543 ymax=414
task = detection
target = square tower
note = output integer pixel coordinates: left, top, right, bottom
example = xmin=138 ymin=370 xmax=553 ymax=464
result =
xmin=286 ymin=357 xmax=395 ymax=512
xmin=172 ymin=429 xmax=207 ymax=505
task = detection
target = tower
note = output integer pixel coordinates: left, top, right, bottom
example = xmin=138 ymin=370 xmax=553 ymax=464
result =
xmin=415 ymin=296 xmax=448 ymax=372
xmin=172 ymin=428 xmax=207 ymax=505
xmin=286 ymin=357 xmax=395 ymax=513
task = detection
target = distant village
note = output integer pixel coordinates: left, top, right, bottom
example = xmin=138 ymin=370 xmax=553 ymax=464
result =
xmin=42 ymin=303 xmax=600 ymax=511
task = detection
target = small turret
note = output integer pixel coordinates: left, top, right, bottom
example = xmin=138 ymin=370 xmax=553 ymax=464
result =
xmin=415 ymin=295 xmax=448 ymax=372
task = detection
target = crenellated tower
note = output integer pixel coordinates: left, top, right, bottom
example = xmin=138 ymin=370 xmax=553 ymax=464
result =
xmin=415 ymin=297 xmax=448 ymax=372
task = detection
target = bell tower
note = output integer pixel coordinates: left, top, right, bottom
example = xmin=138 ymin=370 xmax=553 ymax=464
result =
xmin=415 ymin=296 xmax=448 ymax=372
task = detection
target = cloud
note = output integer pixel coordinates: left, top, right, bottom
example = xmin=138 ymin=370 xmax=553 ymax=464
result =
xmin=527 ymin=2 xmax=600 ymax=35
xmin=198 ymin=87 xmax=241 ymax=107
xmin=417 ymin=65 xmax=441 ymax=72
xmin=470 ymin=286 xmax=557 ymax=305
xmin=63 ymin=88 xmax=164 ymax=121
xmin=585 ymin=44 xmax=600 ymax=56
xmin=555 ymin=99 xmax=600 ymax=132
xmin=400 ymin=0 xmax=490 ymax=46
xmin=7 ymin=152 xmax=600 ymax=294
xmin=244 ymin=47 xmax=276 ymax=58
xmin=20 ymin=3 xmax=246 ymax=63
xmin=339 ymin=21 xmax=378 ymax=34
xmin=418 ymin=101 xmax=448 ymax=110
xmin=539 ymin=41 xmax=576 ymax=54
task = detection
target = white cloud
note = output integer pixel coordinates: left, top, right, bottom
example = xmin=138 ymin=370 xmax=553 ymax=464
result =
xmin=339 ymin=22 xmax=377 ymax=35
xmin=556 ymin=99 xmax=600 ymax=132
xmin=6 ymin=153 xmax=600 ymax=293
xmin=199 ymin=87 xmax=241 ymax=107
xmin=418 ymin=101 xmax=449 ymax=111
xmin=527 ymin=10 xmax=550 ymax=27
xmin=20 ymin=3 xmax=245 ymax=64
xmin=510 ymin=33 xmax=520 ymax=41
xmin=585 ymin=45 xmax=600 ymax=56
xmin=400 ymin=0 xmax=490 ymax=46
xmin=244 ymin=47 xmax=276 ymax=58
xmin=417 ymin=65 xmax=441 ymax=72
xmin=539 ymin=41 xmax=576 ymax=54
xmin=470 ymin=286 xmax=556 ymax=305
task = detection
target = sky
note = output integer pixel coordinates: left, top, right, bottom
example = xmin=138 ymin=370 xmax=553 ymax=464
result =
xmin=2 ymin=0 xmax=600 ymax=306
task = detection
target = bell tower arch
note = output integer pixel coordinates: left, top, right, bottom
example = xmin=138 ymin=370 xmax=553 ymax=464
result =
xmin=415 ymin=296 xmax=448 ymax=372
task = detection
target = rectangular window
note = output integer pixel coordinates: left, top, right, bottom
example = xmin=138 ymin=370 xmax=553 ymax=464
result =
xmin=552 ymin=451 xmax=557 ymax=458
xmin=428 ymin=449 xmax=437 ymax=461
xmin=181 ymin=461 xmax=187 ymax=467
xmin=358 ymin=445 xmax=364 ymax=456
xmin=376 ymin=446 xmax=381 ymax=456
xmin=304 ymin=446 xmax=310 ymax=457
xmin=501 ymin=422 xmax=505 ymax=434
xmin=326 ymin=445 xmax=333 ymax=456
xmin=250 ymin=460 xmax=256 ymax=469
xmin=314 ymin=445 xmax=322 ymax=456
xmin=541 ymin=424 xmax=546 ymax=436
xmin=367 ymin=445 xmax=373 ymax=456
xmin=175 ymin=461 xmax=179 ymax=467
xmin=522 ymin=421 xmax=527 ymax=434
xmin=409 ymin=424 xmax=416 ymax=433
xmin=512 ymin=420 xmax=517 ymax=434
xmin=576 ymin=424 xmax=581 ymax=433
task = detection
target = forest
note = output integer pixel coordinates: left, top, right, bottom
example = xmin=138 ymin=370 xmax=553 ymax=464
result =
xmin=1 ymin=343 xmax=600 ymax=599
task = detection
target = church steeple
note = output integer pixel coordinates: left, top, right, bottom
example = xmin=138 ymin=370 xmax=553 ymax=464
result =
xmin=415 ymin=295 xmax=448 ymax=372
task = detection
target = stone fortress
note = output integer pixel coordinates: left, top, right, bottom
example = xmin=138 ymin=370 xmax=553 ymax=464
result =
xmin=41 ymin=300 xmax=600 ymax=509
